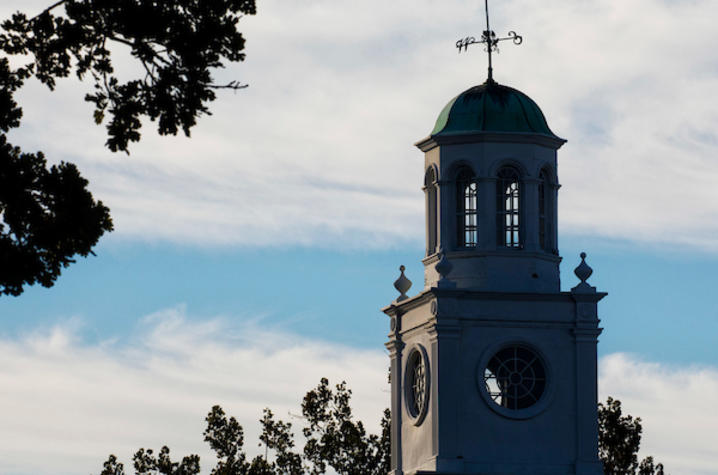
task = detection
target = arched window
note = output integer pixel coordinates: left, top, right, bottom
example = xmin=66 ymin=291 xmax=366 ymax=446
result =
xmin=456 ymin=168 xmax=477 ymax=248
xmin=496 ymin=166 xmax=521 ymax=248
xmin=425 ymin=167 xmax=438 ymax=255
xmin=538 ymin=169 xmax=549 ymax=251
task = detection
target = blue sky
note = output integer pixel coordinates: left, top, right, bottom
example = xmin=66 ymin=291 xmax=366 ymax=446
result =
xmin=1 ymin=0 xmax=718 ymax=474
xmin=2 ymin=238 xmax=717 ymax=365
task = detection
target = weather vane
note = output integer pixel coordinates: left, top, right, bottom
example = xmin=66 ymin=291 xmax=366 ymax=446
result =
xmin=456 ymin=0 xmax=523 ymax=83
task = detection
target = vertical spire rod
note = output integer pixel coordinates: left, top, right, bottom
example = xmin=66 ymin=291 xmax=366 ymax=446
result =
xmin=484 ymin=0 xmax=493 ymax=81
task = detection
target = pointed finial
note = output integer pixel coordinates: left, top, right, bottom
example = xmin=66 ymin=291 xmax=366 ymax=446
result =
xmin=572 ymin=252 xmax=596 ymax=293
xmin=574 ymin=252 xmax=592 ymax=283
xmin=456 ymin=0 xmax=523 ymax=82
xmin=394 ymin=265 xmax=412 ymax=302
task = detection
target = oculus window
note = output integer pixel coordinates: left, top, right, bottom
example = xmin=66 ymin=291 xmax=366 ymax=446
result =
xmin=405 ymin=346 xmax=429 ymax=425
xmin=483 ymin=345 xmax=546 ymax=410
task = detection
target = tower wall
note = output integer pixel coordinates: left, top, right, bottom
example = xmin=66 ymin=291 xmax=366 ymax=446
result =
xmin=385 ymin=289 xmax=604 ymax=475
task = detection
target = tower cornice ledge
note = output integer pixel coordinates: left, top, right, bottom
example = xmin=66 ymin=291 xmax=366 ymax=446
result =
xmin=422 ymin=249 xmax=563 ymax=265
xmin=382 ymin=288 xmax=607 ymax=317
xmin=415 ymin=131 xmax=567 ymax=153
xmin=570 ymin=291 xmax=608 ymax=304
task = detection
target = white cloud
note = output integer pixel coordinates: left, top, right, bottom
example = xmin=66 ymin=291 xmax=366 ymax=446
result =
xmin=599 ymin=353 xmax=718 ymax=475
xmin=2 ymin=0 xmax=718 ymax=249
xmin=0 ymin=309 xmax=715 ymax=474
xmin=0 ymin=307 xmax=388 ymax=475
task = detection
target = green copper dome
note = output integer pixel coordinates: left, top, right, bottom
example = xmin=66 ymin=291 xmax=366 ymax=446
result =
xmin=431 ymin=81 xmax=560 ymax=139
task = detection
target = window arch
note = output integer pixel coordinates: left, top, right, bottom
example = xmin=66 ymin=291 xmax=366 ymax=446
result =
xmin=538 ymin=169 xmax=550 ymax=251
xmin=496 ymin=166 xmax=521 ymax=248
xmin=424 ymin=167 xmax=438 ymax=255
xmin=456 ymin=167 xmax=478 ymax=248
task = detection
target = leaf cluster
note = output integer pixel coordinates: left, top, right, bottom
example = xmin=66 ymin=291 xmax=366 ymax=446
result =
xmin=302 ymin=378 xmax=389 ymax=475
xmin=100 ymin=448 xmax=200 ymax=475
xmin=598 ymin=397 xmax=665 ymax=474
xmin=0 ymin=133 xmax=113 ymax=295
xmin=99 ymin=379 xmax=389 ymax=475
xmin=99 ymin=388 xmax=667 ymax=475
xmin=0 ymin=0 xmax=256 ymax=152
xmin=0 ymin=54 xmax=112 ymax=296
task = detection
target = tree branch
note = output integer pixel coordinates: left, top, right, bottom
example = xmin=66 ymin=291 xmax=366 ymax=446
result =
xmin=29 ymin=0 xmax=68 ymax=22
xmin=139 ymin=58 xmax=156 ymax=83
xmin=106 ymin=35 xmax=134 ymax=49
xmin=208 ymin=81 xmax=248 ymax=90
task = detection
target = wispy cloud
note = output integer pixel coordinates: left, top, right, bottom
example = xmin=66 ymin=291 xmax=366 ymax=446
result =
xmin=3 ymin=0 xmax=718 ymax=250
xmin=599 ymin=353 xmax=718 ymax=474
xmin=0 ymin=307 xmax=388 ymax=475
xmin=0 ymin=308 xmax=715 ymax=474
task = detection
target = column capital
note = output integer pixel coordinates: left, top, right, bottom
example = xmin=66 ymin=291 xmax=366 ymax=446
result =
xmin=572 ymin=326 xmax=603 ymax=342
xmin=426 ymin=319 xmax=461 ymax=343
xmin=385 ymin=339 xmax=405 ymax=357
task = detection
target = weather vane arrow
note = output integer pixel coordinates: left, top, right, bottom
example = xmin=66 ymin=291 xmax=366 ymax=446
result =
xmin=456 ymin=0 xmax=523 ymax=83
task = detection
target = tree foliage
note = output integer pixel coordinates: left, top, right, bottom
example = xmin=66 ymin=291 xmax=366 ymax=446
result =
xmin=1 ymin=0 xmax=256 ymax=153
xmin=100 ymin=385 xmax=664 ymax=475
xmin=302 ymin=379 xmax=389 ymax=475
xmin=99 ymin=379 xmax=389 ymax=475
xmin=0 ymin=131 xmax=112 ymax=295
xmin=598 ymin=397 xmax=664 ymax=475
xmin=0 ymin=0 xmax=255 ymax=296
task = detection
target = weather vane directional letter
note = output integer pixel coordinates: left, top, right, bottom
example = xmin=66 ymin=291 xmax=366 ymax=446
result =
xmin=456 ymin=0 xmax=523 ymax=83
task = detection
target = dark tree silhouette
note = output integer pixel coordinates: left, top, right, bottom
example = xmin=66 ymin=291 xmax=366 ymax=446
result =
xmin=99 ymin=386 xmax=664 ymax=475
xmin=0 ymin=0 xmax=256 ymax=296
xmin=99 ymin=379 xmax=390 ymax=475
xmin=302 ymin=378 xmax=390 ymax=475
xmin=598 ymin=397 xmax=665 ymax=474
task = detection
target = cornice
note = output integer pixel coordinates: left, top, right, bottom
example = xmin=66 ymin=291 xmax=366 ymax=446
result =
xmin=415 ymin=131 xmax=567 ymax=152
xmin=382 ymin=288 xmax=603 ymax=317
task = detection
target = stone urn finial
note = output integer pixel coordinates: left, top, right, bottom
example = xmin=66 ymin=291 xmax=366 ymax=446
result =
xmin=572 ymin=252 xmax=596 ymax=293
xmin=394 ymin=265 xmax=412 ymax=302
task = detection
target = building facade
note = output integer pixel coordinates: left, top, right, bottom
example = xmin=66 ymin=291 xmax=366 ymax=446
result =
xmin=383 ymin=79 xmax=605 ymax=475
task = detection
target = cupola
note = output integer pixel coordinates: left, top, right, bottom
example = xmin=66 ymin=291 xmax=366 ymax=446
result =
xmin=416 ymin=80 xmax=565 ymax=293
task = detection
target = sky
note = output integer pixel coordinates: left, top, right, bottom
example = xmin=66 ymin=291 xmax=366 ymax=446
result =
xmin=1 ymin=0 xmax=717 ymax=473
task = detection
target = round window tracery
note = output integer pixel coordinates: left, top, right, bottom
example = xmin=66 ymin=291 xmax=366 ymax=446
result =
xmin=483 ymin=345 xmax=546 ymax=410
xmin=405 ymin=346 xmax=429 ymax=424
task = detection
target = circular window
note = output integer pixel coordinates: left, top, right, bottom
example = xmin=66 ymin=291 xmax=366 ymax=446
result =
xmin=483 ymin=345 xmax=546 ymax=411
xmin=405 ymin=346 xmax=429 ymax=425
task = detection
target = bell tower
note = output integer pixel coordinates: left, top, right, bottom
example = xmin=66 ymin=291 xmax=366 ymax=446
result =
xmin=418 ymin=80 xmax=564 ymax=294
xmin=382 ymin=12 xmax=605 ymax=472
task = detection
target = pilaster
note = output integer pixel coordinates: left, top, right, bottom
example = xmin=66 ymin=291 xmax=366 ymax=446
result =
xmin=571 ymin=271 xmax=605 ymax=474
xmin=477 ymin=176 xmax=496 ymax=249
xmin=522 ymin=177 xmax=540 ymax=252
xmin=436 ymin=178 xmax=452 ymax=252
xmin=550 ymin=183 xmax=560 ymax=254
xmin=427 ymin=318 xmax=462 ymax=471
xmin=386 ymin=322 xmax=406 ymax=475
